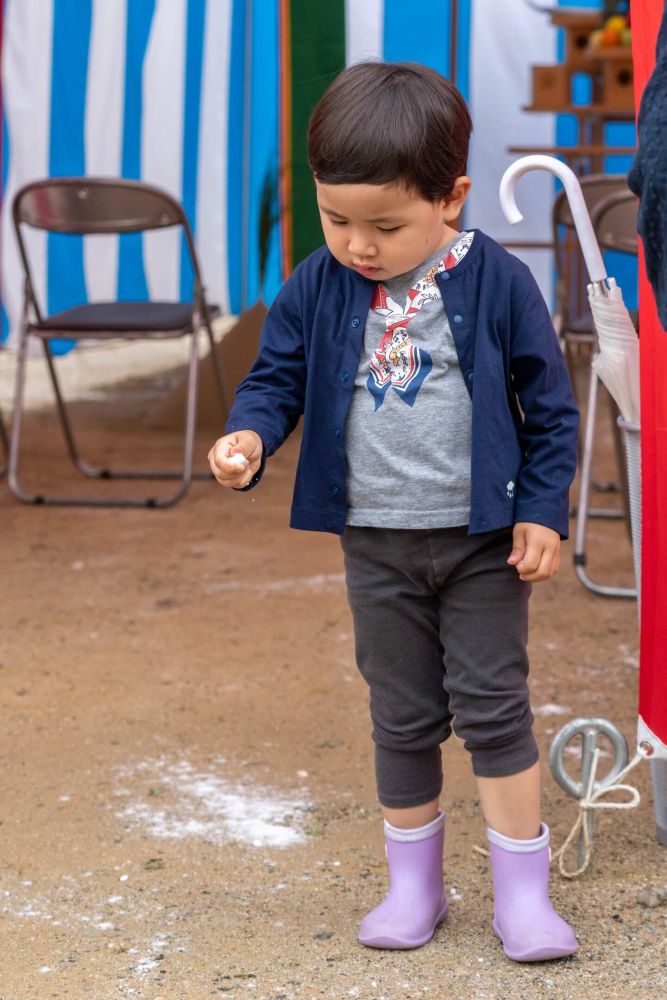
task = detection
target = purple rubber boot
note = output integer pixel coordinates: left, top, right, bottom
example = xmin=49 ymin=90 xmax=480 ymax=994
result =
xmin=358 ymin=812 xmax=449 ymax=949
xmin=488 ymin=823 xmax=579 ymax=962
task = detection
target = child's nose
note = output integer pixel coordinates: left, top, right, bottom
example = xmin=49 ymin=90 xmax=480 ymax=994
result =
xmin=348 ymin=231 xmax=377 ymax=258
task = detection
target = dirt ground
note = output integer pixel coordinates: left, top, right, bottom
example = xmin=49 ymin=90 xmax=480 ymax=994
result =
xmin=1 ymin=370 xmax=666 ymax=1000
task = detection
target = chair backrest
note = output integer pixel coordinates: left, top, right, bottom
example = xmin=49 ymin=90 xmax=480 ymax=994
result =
xmin=552 ymin=173 xmax=630 ymax=233
xmin=13 ymin=177 xmax=187 ymax=235
xmin=552 ymin=173 xmax=631 ymax=331
xmin=590 ymin=190 xmax=638 ymax=256
xmin=12 ymin=177 xmax=204 ymax=319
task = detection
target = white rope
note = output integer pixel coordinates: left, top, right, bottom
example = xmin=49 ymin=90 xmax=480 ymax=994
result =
xmin=552 ymin=748 xmax=643 ymax=878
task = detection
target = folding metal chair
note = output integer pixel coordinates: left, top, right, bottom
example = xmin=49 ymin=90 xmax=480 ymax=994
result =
xmin=8 ymin=177 xmax=227 ymax=507
xmin=573 ymin=188 xmax=639 ymax=598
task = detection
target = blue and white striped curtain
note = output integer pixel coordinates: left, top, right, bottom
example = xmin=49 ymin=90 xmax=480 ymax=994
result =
xmin=1 ymin=0 xmax=284 ymax=352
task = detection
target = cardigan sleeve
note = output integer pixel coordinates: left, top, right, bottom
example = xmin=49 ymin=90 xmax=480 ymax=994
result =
xmin=225 ymin=276 xmax=307 ymax=478
xmin=509 ymin=271 xmax=580 ymax=538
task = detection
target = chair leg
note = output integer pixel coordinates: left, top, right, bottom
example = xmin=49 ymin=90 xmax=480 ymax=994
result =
xmin=40 ymin=334 xmax=212 ymax=486
xmin=573 ymin=367 xmax=636 ymax=599
xmin=43 ymin=337 xmax=118 ymax=477
xmin=9 ymin=328 xmax=201 ymax=508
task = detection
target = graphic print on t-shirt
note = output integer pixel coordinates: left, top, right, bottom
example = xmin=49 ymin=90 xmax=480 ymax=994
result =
xmin=366 ymin=232 xmax=474 ymax=410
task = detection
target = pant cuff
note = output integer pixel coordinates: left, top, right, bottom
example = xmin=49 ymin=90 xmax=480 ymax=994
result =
xmin=377 ymin=779 xmax=444 ymax=810
xmin=470 ymin=728 xmax=539 ymax=778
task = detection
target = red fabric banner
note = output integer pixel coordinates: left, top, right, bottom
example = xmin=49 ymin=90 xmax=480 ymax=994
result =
xmin=632 ymin=1 xmax=667 ymax=749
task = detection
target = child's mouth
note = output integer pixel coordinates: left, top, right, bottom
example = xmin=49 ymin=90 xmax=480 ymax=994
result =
xmin=354 ymin=263 xmax=380 ymax=277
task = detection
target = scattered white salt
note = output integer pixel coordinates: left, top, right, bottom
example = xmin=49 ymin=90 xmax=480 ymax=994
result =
xmin=107 ymin=896 xmax=123 ymax=904
xmin=119 ymin=875 xmax=129 ymax=882
xmin=206 ymin=572 xmax=345 ymax=595
xmin=39 ymin=966 xmax=51 ymax=974
xmin=115 ymin=756 xmax=311 ymax=848
xmin=58 ymin=795 xmax=71 ymax=802
xmin=534 ymin=703 xmax=571 ymax=717
xmin=297 ymin=769 xmax=308 ymax=778
xmin=227 ymin=452 xmax=247 ymax=467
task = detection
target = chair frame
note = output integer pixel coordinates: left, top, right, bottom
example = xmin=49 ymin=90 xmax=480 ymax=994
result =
xmin=8 ymin=177 xmax=227 ymax=507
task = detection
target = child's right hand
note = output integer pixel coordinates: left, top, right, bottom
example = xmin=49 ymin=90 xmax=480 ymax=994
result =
xmin=208 ymin=430 xmax=263 ymax=489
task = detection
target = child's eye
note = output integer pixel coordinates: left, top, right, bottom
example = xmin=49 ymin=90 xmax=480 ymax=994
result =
xmin=329 ymin=219 xmax=347 ymax=227
xmin=377 ymin=226 xmax=402 ymax=233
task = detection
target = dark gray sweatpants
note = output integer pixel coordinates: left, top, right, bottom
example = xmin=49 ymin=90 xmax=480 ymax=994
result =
xmin=341 ymin=525 xmax=538 ymax=809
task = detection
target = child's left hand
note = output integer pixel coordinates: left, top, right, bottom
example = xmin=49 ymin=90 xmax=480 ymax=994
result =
xmin=507 ymin=522 xmax=561 ymax=582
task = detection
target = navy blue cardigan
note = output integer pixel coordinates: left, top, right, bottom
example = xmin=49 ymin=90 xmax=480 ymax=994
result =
xmin=226 ymin=230 xmax=579 ymax=538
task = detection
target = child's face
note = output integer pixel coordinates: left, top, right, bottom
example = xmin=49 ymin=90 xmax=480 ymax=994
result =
xmin=315 ymin=178 xmax=471 ymax=281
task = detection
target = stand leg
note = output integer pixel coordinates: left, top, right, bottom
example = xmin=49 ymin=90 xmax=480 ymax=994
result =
xmin=651 ymin=759 xmax=667 ymax=847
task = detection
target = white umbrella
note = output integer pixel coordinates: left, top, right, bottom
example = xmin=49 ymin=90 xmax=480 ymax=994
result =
xmin=499 ymin=155 xmax=640 ymax=425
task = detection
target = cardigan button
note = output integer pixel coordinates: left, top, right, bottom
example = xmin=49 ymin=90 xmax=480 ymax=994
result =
xmin=330 ymin=485 xmax=340 ymax=497
xmin=351 ymin=317 xmax=360 ymax=328
xmin=341 ymin=371 xmax=349 ymax=382
xmin=335 ymin=429 xmax=342 ymax=440
xmin=467 ymin=372 xmax=474 ymax=382
xmin=453 ymin=314 xmax=463 ymax=323
xmin=441 ymin=271 xmax=451 ymax=281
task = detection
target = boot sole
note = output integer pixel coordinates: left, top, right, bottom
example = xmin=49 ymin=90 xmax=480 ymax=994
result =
xmin=492 ymin=918 xmax=579 ymax=962
xmin=358 ymin=899 xmax=449 ymax=950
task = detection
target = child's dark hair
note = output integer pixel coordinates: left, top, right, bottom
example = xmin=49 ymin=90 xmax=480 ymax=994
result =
xmin=308 ymin=61 xmax=472 ymax=201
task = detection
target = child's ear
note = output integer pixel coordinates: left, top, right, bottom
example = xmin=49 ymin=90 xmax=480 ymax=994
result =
xmin=442 ymin=176 xmax=472 ymax=221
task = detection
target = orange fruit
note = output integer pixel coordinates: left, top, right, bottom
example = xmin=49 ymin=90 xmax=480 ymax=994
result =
xmin=605 ymin=15 xmax=627 ymax=35
xmin=600 ymin=27 xmax=621 ymax=47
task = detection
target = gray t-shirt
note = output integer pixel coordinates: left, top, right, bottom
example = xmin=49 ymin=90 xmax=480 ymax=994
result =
xmin=345 ymin=232 xmax=474 ymax=528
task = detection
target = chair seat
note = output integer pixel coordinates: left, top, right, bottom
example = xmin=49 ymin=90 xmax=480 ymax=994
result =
xmin=33 ymin=300 xmax=220 ymax=337
xmin=564 ymin=314 xmax=595 ymax=337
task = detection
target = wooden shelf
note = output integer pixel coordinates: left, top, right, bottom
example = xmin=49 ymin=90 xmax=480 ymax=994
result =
xmin=508 ymin=145 xmax=636 ymax=156
xmin=523 ymin=104 xmax=634 ymax=118
xmin=550 ymin=10 xmax=601 ymax=30
xmin=584 ymin=46 xmax=633 ymax=62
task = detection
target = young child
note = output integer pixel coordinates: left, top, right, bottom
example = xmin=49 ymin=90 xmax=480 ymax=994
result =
xmin=209 ymin=62 xmax=580 ymax=963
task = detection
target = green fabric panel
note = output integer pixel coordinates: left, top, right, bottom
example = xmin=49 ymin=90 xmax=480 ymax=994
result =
xmin=290 ymin=0 xmax=345 ymax=265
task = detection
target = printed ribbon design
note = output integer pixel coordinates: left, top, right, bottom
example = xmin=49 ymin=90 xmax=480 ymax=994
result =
xmin=367 ymin=233 xmax=473 ymax=410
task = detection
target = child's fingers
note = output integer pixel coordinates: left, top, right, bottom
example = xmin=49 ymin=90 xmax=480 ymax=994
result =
xmin=515 ymin=541 xmax=542 ymax=579
xmin=208 ymin=437 xmax=251 ymax=485
xmin=506 ymin=543 xmax=525 ymax=566
xmin=519 ymin=545 xmax=560 ymax=582
xmin=507 ymin=526 xmax=527 ymax=566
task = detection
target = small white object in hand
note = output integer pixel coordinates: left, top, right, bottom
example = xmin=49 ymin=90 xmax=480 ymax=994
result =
xmin=228 ymin=452 xmax=247 ymax=467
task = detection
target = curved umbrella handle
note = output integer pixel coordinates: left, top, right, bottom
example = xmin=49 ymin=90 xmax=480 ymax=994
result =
xmin=499 ymin=154 xmax=607 ymax=284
